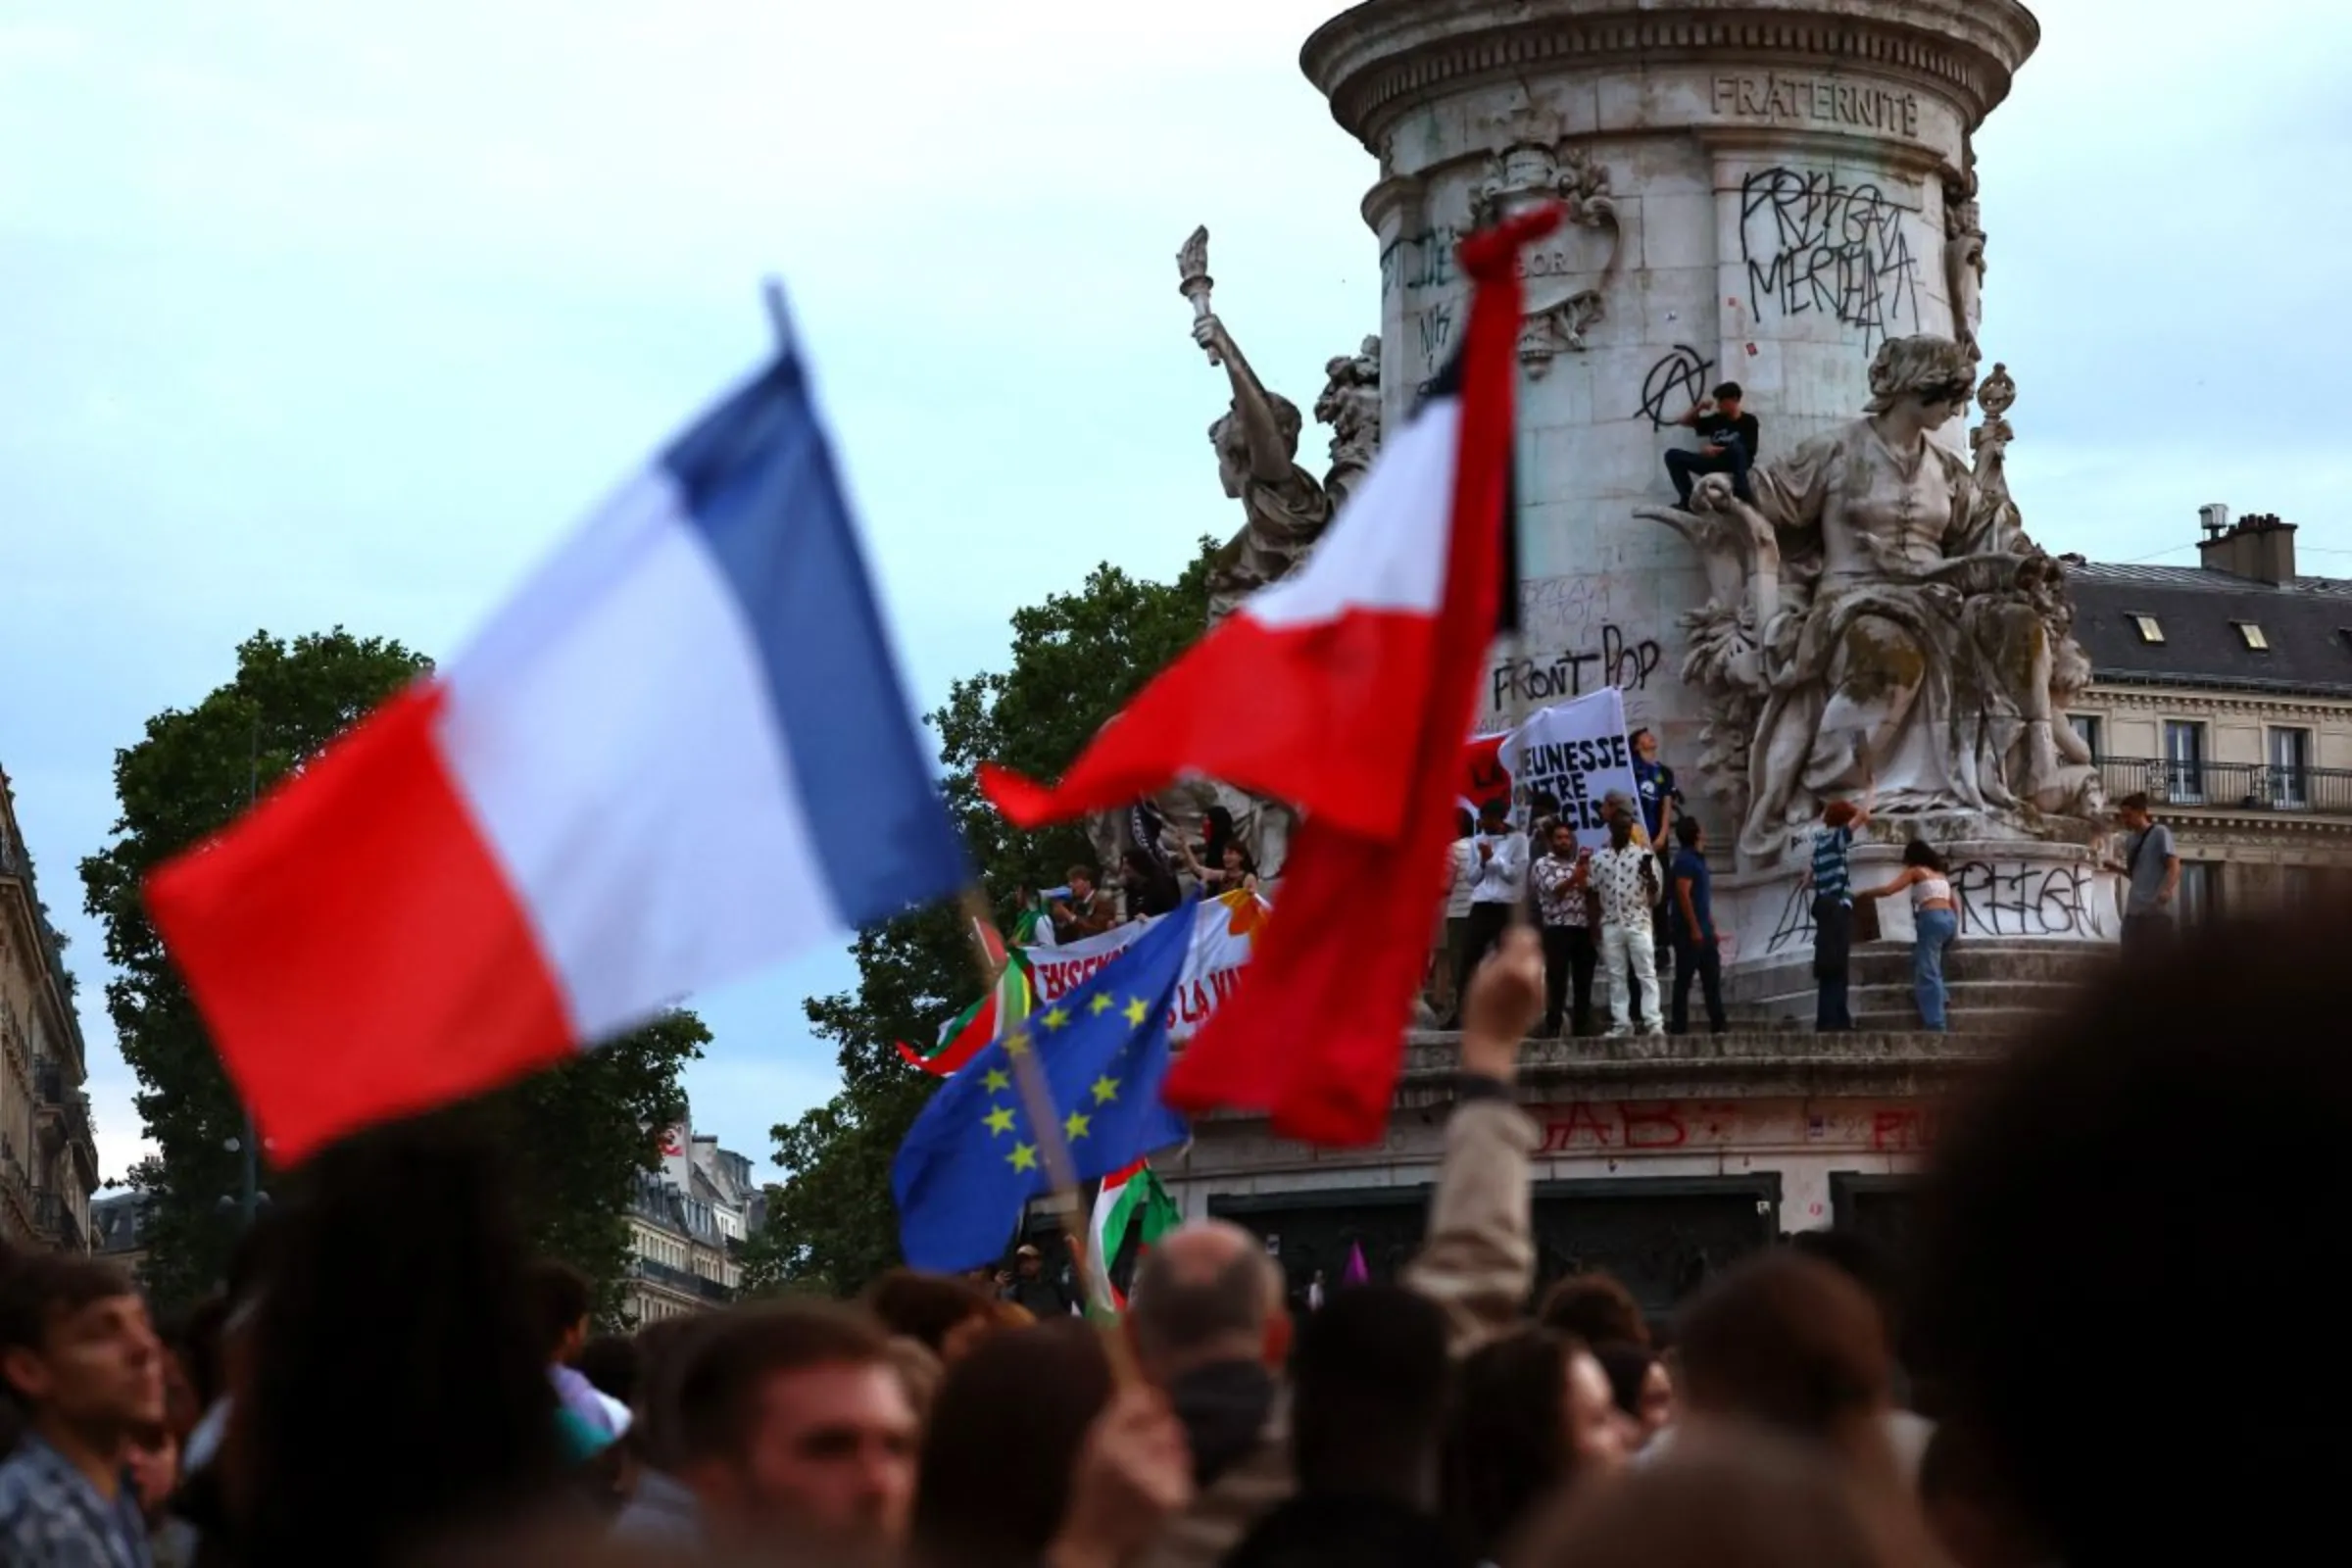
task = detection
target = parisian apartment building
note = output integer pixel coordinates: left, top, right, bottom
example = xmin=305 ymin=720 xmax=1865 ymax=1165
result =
xmin=2065 ymin=506 xmax=2352 ymax=920
xmin=0 ymin=770 xmax=100 ymax=1254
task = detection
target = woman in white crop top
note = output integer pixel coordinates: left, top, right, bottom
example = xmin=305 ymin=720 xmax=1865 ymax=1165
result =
xmin=1858 ymin=840 xmax=1958 ymax=1032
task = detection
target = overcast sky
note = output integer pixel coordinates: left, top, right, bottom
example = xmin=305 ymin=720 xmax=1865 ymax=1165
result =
xmin=3 ymin=1 xmax=2345 ymax=1186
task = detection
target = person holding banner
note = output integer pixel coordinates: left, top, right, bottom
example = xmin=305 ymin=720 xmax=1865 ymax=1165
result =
xmin=1590 ymin=808 xmax=1665 ymax=1037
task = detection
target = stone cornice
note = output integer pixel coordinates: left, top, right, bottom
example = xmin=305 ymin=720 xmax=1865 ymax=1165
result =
xmin=2085 ymin=682 xmax=2352 ymax=721
xmin=1301 ymin=0 xmax=2040 ymax=153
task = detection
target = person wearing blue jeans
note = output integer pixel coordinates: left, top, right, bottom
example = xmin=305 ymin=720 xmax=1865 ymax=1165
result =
xmin=1859 ymin=839 xmax=1959 ymax=1032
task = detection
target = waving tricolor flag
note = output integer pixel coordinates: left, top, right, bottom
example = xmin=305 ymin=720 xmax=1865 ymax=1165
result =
xmin=981 ymin=208 xmax=1556 ymax=1145
xmin=147 ymin=332 xmax=968 ymax=1163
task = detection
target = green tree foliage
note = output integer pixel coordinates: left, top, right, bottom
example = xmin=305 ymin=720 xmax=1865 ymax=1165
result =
xmin=746 ymin=551 xmax=1212 ymax=1297
xmin=81 ymin=629 xmax=702 ymax=1307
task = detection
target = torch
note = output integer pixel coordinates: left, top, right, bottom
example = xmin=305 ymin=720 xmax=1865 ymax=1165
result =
xmin=1177 ymin=224 xmax=1221 ymax=367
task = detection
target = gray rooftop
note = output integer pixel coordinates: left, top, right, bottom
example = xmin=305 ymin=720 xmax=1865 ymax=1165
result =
xmin=2066 ymin=561 xmax=2352 ymax=697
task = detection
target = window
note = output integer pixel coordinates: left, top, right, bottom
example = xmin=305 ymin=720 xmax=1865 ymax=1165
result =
xmin=2068 ymin=713 xmax=2103 ymax=759
xmin=2234 ymin=621 xmax=2270 ymax=650
xmin=2179 ymin=860 xmax=2222 ymax=929
xmin=2163 ymin=720 xmax=2205 ymax=802
xmin=2130 ymin=613 xmax=2165 ymax=644
xmin=2269 ymin=726 xmax=2311 ymax=808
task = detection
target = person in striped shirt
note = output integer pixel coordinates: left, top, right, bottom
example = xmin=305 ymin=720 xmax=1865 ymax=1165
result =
xmin=1804 ymin=791 xmax=1871 ymax=1031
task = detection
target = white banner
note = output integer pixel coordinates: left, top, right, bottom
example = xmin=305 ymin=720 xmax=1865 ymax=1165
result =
xmin=1496 ymin=689 xmax=1639 ymax=852
xmin=1022 ymin=892 xmax=1267 ymax=1042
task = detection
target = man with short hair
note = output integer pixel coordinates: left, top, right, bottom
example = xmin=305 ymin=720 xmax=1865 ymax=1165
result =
xmin=1532 ymin=820 xmax=1596 ymax=1039
xmin=1131 ymin=930 xmax=1548 ymax=1568
xmin=524 ymin=1259 xmax=617 ymax=1447
xmin=1665 ymin=381 xmax=1762 ymax=505
xmin=0 ymin=1253 xmax=168 ymax=1567
xmin=2111 ymin=793 xmax=2180 ymax=954
xmin=1669 ymin=816 xmax=1727 ymax=1035
xmin=997 ymin=1241 xmax=1077 ymax=1319
xmin=670 ymin=1301 xmax=917 ymax=1554
xmin=1054 ymin=865 xmax=1118 ymax=941
xmin=1451 ymin=798 xmax=1528 ymax=1017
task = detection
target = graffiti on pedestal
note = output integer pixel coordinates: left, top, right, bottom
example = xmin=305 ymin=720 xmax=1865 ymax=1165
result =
xmin=1640 ymin=344 xmax=1718 ymax=429
xmin=1952 ymin=860 xmax=2097 ymax=938
xmin=1491 ymin=624 xmax=1663 ymax=710
xmin=1739 ymin=167 xmax=1921 ymax=353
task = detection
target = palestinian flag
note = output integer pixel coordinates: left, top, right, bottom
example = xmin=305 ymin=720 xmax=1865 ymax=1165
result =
xmin=1085 ymin=1158 xmax=1182 ymax=1320
xmin=895 ymin=946 xmax=1034 ymax=1078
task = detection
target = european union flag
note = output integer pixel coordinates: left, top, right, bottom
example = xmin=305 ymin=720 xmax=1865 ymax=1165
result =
xmin=893 ymin=898 xmax=1195 ymax=1272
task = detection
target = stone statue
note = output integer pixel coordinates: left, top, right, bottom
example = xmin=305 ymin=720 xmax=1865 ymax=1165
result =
xmin=1943 ymin=159 xmax=1986 ymax=365
xmin=1641 ymin=335 xmax=2101 ymax=866
xmin=1177 ymin=226 xmax=1338 ymax=623
xmin=1315 ymin=335 xmax=1383 ymax=512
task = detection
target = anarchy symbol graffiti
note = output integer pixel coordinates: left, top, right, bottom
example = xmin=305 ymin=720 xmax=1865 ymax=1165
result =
xmin=1639 ymin=343 xmax=1716 ymax=429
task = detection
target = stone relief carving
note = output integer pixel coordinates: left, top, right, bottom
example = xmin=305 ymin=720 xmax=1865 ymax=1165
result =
xmin=1942 ymin=152 xmax=1986 ymax=365
xmin=1474 ymin=141 xmax=1620 ymax=374
xmin=1640 ymin=337 xmax=2102 ymax=868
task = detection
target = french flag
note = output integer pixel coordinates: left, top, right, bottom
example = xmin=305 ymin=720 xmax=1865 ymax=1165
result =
xmin=984 ymin=208 xmax=1556 ymax=1145
xmin=147 ymin=335 xmax=968 ymax=1163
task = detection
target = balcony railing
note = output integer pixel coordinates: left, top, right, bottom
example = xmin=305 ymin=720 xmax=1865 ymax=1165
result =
xmin=31 ymin=1061 xmax=95 ymax=1163
xmin=2098 ymin=758 xmax=2352 ymax=816
xmin=631 ymin=1254 xmax=734 ymax=1303
xmin=33 ymin=1188 xmax=84 ymax=1254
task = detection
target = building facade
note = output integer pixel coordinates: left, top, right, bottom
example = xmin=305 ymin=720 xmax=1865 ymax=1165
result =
xmin=2065 ymin=509 xmax=2352 ymax=922
xmin=92 ymin=1190 xmax=149 ymax=1281
xmin=620 ymin=1114 xmax=761 ymax=1325
xmin=0 ymin=771 xmax=100 ymax=1254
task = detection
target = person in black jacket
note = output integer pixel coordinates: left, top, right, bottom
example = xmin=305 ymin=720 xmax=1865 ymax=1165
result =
xmin=1665 ymin=382 xmax=1762 ymax=505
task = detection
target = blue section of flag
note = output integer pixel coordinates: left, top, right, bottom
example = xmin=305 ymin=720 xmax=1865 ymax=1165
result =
xmin=660 ymin=349 xmax=968 ymax=924
xmin=893 ymin=899 xmax=1197 ymax=1272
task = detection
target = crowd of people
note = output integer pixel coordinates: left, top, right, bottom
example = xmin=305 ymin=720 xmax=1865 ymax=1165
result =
xmin=2 ymin=908 xmax=2338 ymax=1566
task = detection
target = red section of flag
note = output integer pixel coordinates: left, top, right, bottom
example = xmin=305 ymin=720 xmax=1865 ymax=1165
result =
xmin=1160 ymin=207 xmax=1555 ymax=1146
xmin=1463 ymin=732 xmax=1510 ymax=811
xmin=143 ymin=686 xmax=576 ymax=1164
xmin=979 ymin=611 xmax=1440 ymax=846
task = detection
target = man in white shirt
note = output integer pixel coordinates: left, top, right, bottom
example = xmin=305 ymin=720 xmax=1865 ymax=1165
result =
xmin=1451 ymin=798 xmax=1528 ymax=1018
xmin=1431 ymin=809 xmax=1480 ymax=1028
xmin=1590 ymin=807 xmax=1664 ymax=1037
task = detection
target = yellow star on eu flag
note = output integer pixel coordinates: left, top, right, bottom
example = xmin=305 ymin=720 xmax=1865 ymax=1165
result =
xmin=1091 ymin=1074 xmax=1120 ymax=1104
xmin=1123 ymin=997 xmax=1151 ymax=1026
xmin=1063 ymin=1110 xmax=1092 ymax=1141
xmin=1042 ymin=1005 xmax=1070 ymax=1031
xmin=1006 ymin=1142 xmax=1039 ymax=1173
xmin=1090 ymin=993 xmax=1115 ymax=1016
xmin=984 ymin=1105 xmax=1016 ymax=1137
xmin=983 ymin=1067 xmax=1011 ymax=1093
xmin=1004 ymin=1030 xmax=1031 ymax=1056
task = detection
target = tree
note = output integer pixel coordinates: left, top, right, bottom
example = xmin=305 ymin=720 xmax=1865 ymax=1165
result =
xmin=746 ymin=550 xmax=1212 ymax=1296
xmin=81 ymin=629 xmax=702 ymax=1306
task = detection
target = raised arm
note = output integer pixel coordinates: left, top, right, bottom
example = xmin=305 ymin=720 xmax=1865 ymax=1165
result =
xmin=1193 ymin=315 xmax=1295 ymax=485
xmin=1405 ymin=929 xmax=1541 ymax=1356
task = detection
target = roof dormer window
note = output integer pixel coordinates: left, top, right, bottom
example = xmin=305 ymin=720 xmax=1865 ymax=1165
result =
xmin=2130 ymin=613 xmax=2165 ymax=644
xmin=2234 ymin=621 xmax=2270 ymax=651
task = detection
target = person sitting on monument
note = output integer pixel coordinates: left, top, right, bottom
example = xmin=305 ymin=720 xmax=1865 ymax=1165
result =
xmin=1664 ymin=381 xmax=1761 ymax=506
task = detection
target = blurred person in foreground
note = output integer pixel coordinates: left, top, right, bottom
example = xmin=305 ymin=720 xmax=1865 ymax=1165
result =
xmin=1442 ymin=1325 xmax=1628 ymax=1563
xmin=1912 ymin=910 xmax=2352 ymax=1567
xmin=862 ymin=1269 xmax=1001 ymax=1365
xmin=230 ymin=1121 xmax=582 ymax=1568
xmin=609 ymin=1314 xmax=715 ymax=1548
xmin=1127 ymin=928 xmax=1549 ymax=1568
xmin=0 ymin=1252 xmax=168 ymax=1566
xmin=1536 ymin=1272 xmax=1648 ymax=1351
xmin=1507 ymin=1425 xmax=1934 ymax=1568
xmin=1592 ymin=1342 xmax=1674 ymax=1453
xmin=1226 ymin=1285 xmax=1463 ymax=1568
xmin=909 ymin=1319 xmax=1120 ymax=1568
xmin=668 ymin=1300 xmax=916 ymax=1558
xmin=1671 ymin=1251 xmax=1901 ymax=1494
xmin=526 ymin=1260 xmax=622 ymax=1449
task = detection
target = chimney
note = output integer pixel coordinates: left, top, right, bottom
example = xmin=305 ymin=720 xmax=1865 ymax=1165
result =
xmin=2197 ymin=508 xmax=2298 ymax=586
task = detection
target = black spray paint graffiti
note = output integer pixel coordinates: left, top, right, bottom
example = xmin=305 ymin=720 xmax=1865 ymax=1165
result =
xmin=1765 ymin=878 xmax=1818 ymax=955
xmin=1640 ymin=344 xmax=1717 ymax=429
xmin=1491 ymin=626 xmax=1662 ymax=710
xmin=1417 ymin=299 xmax=1456 ymax=370
xmin=1765 ymin=859 xmax=2101 ymax=956
xmin=1739 ymin=168 xmax=1919 ymax=352
xmin=1953 ymin=861 xmax=2094 ymax=939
